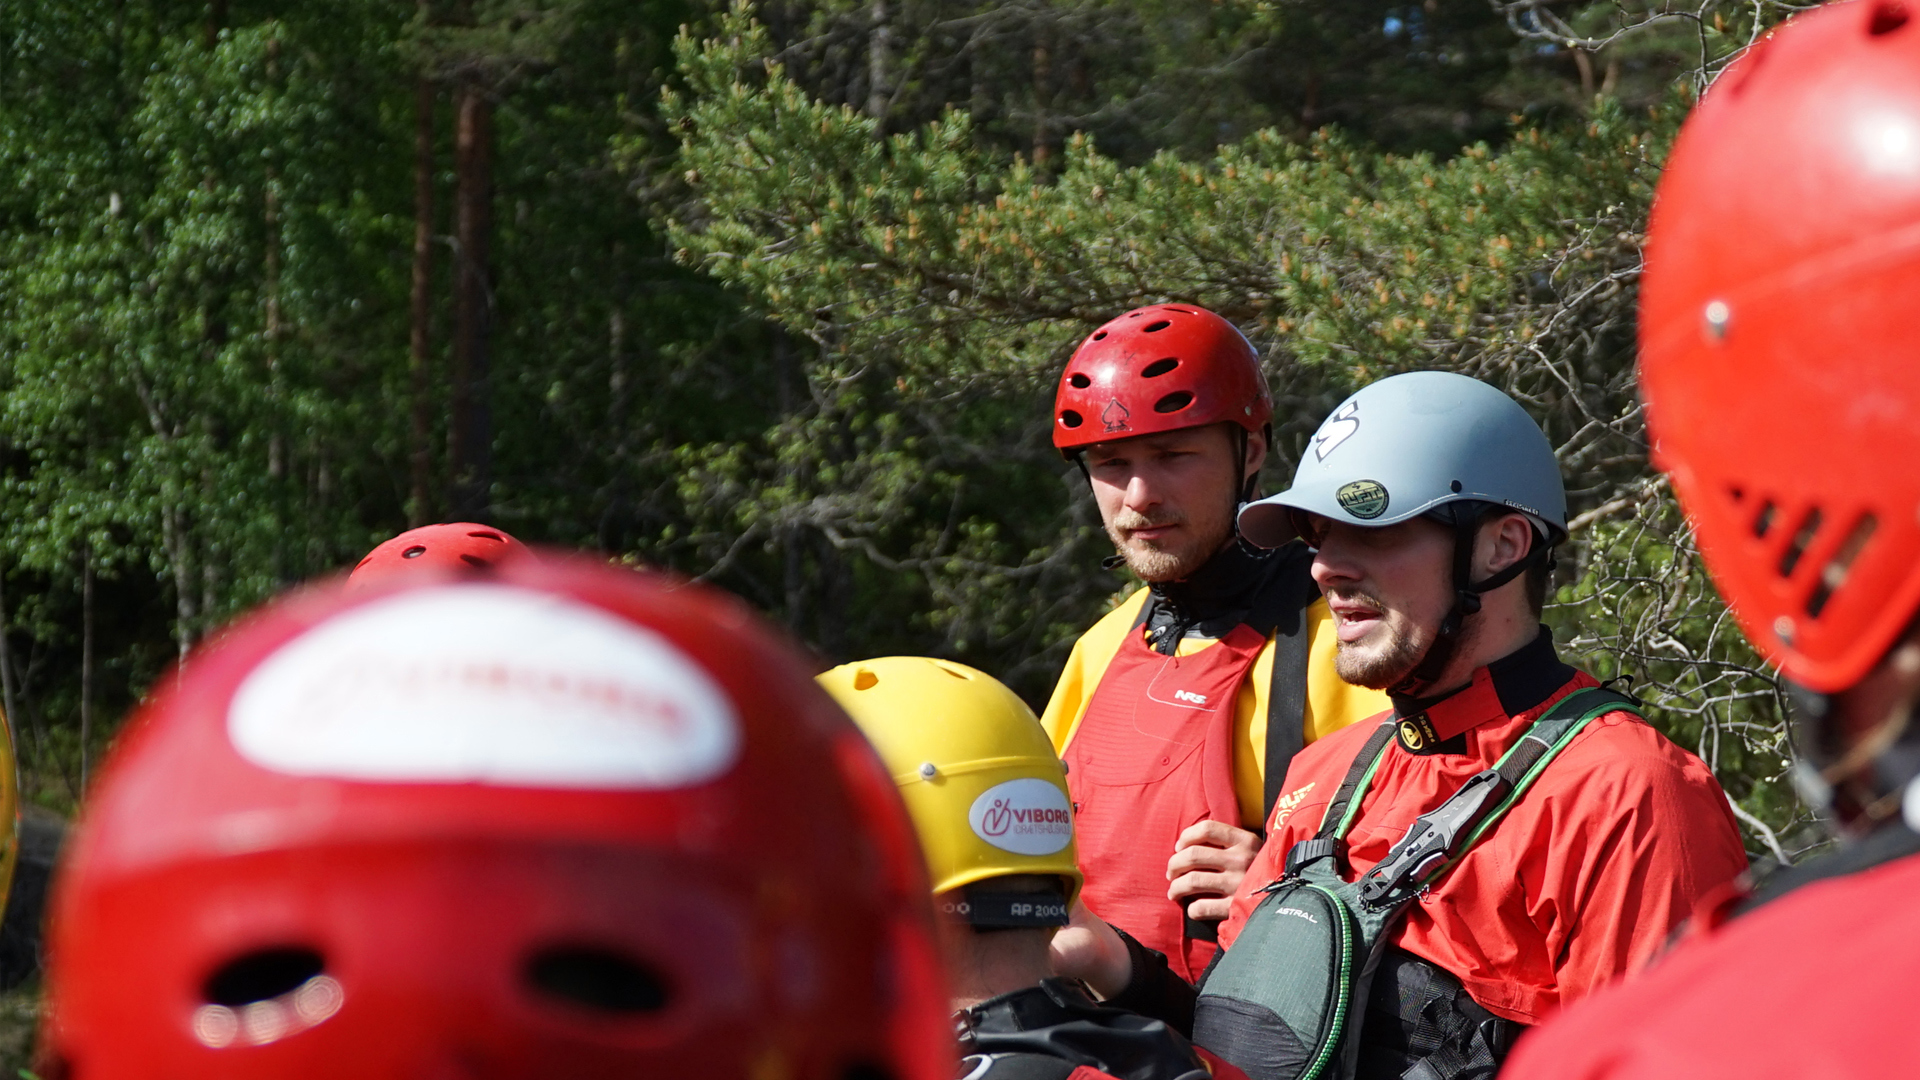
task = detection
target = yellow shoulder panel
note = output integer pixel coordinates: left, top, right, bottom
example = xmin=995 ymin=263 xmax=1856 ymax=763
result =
xmin=1039 ymin=588 xmax=1150 ymax=753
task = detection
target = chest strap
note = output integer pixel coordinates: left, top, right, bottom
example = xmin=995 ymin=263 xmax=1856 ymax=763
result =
xmin=1310 ymin=686 xmax=1636 ymax=908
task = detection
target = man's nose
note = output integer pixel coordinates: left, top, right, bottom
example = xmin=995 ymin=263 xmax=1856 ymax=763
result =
xmin=1310 ymin=534 xmax=1360 ymax=590
xmin=1123 ymin=473 xmax=1159 ymax=513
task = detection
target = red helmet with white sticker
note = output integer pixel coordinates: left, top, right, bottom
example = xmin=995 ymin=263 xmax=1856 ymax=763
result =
xmin=349 ymin=523 xmax=530 ymax=584
xmin=1052 ymin=304 xmax=1272 ymax=455
xmin=1640 ymin=0 xmax=1920 ymax=692
xmin=40 ymin=557 xmax=949 ymax=1080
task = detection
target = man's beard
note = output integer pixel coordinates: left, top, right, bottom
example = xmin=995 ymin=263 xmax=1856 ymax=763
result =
xmin=1328 ymin=587 xmax=1458 ymax=691
xmin=1106 ymin=509 xmax=1212 ymax=582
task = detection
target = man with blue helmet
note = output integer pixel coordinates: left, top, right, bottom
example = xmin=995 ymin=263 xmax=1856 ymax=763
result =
xmin=1054 ymin=372 xmax=1747 ymax=1080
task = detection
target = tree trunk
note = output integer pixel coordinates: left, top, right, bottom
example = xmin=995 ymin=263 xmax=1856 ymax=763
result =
xmin=1573 ymin=48 xmax=1595 ymax=100
xmin=204 ymin=0 xmax=226 ymax=49
xmin=410 ymin=73 xmax=437 ymax=526
xmin=79 ymin=548 xmax=93 ymax=793
xmin=450 ymin=82 xmax=493 ymax=521
xmin=868 ymin=0 xmax=891 ymax=127
xmin=165 ymin=501 xmax=197 ymax=661
xmin=0 ymin=564 xmax=23 ymax=762
xmin=1032 ymin=23 xmax=1053 ymax=168
xmin=265 ymin=37 xmax=287 ymax=581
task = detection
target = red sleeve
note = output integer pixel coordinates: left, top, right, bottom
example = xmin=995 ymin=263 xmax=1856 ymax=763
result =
xmin=1518 ymin=716 xmax=1750 ymax=997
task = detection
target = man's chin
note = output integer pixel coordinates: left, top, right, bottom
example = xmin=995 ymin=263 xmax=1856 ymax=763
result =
xmin=1120 ymin=544 xmax=1202 ymax=583
xmin=1334 ymin=637 xmax=1423 ymax=691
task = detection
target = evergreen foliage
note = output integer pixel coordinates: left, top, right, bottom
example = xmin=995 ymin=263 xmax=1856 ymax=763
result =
xmin=0 ymin=0 xmax=1819 ymax=868
xmin=663 ymin=3 xmax=1816 ymax=860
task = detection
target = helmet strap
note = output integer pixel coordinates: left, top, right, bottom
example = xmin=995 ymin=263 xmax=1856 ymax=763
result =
xmin=1229 ymin=423 xmax=1270 ymax=550
xmin=946 ymin=885 xmax=1072 ymax=931
xmin=1392 ymin=508 xmax=1548 ymax=697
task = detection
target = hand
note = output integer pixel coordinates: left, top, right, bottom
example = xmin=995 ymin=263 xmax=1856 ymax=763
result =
xmin=1166 ymin=819 xmax=1263 ymax=922
xmin=1049 ymin=900 xmax=1133 ymax=999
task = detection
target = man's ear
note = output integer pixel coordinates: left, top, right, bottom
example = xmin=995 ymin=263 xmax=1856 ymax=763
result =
xmin=1242 ymin=425 xmax=1269 ymax=476
xmin=1480 ymin=514 xmax=1535 ymax=577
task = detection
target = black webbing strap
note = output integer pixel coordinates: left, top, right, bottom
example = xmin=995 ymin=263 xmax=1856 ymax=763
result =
xmin=1315 ymin=720 xmax=1398 ymax=841
xmin=1261 ymin=546 xmax=1318 ymax=822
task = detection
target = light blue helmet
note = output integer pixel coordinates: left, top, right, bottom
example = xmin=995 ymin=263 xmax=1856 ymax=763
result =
xmin=1238 ymin=371 xmax=1566 ymax=549
xmin=1238 ymin=372 xmax=1565 ymax=694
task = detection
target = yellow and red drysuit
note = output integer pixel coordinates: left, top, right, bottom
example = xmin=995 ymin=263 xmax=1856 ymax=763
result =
xmin=1042 ymin=543 xmax=1387 ymax=980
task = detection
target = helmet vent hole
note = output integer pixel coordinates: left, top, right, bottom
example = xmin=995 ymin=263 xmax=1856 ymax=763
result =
xmin=1091 ymin=331 xmax=1108 ymax=340
xmin=1806 ymin=514 xmax=1878 ymax=618
xmin=1153 ymin=391 xmax=1195 ymax=414
xmin=1871 ymin=2 xmax=1910 ymax=35
xmin=1776 ymin=507 xmax=1823 ymax=578
xmin=1141 ymin=319 xmax=1172 ymax=333
xmin=841 ymin=1066 xmax=897 ymax=1080
xmin=467 ymin=531 xmax=504 ymax=542
xmin=203 ymin=947 xmax=326 ymax=1007
xmin=1068 ymin=373 xmax=1091 ymax=388
xmin=1059 ymin=410 xmax=1083 ymax=428
xmin=1140 ymin=358 xmax=1180 ymax=378
xmin=1752 ymin=500 xmax=1776 ymax=538
xmin=852 ymin=669 xmax=879 ymax=691
xmin=525 ymin=946 xmax=669 ymax=1015
xmin=402 ymin=545 xmax=427 ymax=559
xmin=459 ymin=554 xmax=490 ymax=568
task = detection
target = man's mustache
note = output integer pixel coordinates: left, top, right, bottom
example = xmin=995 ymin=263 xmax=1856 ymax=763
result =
xmin=1326 ymin=587 xmax=1386 ymax=615
xmin=1111 ymin=509 xmax=1186 ymax=533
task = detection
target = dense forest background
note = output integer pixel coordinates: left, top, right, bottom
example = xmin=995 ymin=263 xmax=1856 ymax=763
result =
xmin=0 ymin=0 xmax=1821 ymax=871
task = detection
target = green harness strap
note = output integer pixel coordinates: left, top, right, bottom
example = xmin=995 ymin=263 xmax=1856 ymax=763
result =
xmin=1194 ymin=686 xmax=1641 ymax=1080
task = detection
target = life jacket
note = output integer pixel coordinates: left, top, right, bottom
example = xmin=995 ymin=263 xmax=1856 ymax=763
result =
xmin=1063 ymin=545 xmax=1317 ymax=981
xmin=1191 ymin=686 xmax=1635 ymax=1080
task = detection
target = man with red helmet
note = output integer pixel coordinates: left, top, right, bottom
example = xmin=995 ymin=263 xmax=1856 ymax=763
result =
xmin=37 ymin=556 xmax=950 ymax=1080
xmin=1043 ymin=305 xmax=1389 ymax=983
xmin=1500 ymin=3 xmax=1920 ymax=1075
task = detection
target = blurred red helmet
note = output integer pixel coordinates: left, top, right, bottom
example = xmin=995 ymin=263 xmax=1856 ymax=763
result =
xmin=350 ymin=523 xmax=530 ymax=585
xmin=41 ymin=557 xmax=949 ymax=1080
xmin=1051 ymin=304 xmax=1272 ymax=455
xmin=1640 ymin=0 xmax=1920 ymax=693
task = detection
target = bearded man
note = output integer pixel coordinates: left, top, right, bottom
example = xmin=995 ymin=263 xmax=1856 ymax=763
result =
xmin=1041 ymin=305 xmax=1387 ymax=984
xmin=1052 ymin=371 xmax=1749 ymax=1080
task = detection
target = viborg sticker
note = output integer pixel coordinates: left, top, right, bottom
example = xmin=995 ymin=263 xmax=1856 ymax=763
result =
xmin=968 ymin=778 xmax=1073 ymax=856
xmin=1336 ymin=479 xmax=1390 ymax=519
xmin=228 ymin=584 xmax=741 ymax=789
xmin=1312 ymin=400 xmax=1361 ymax=461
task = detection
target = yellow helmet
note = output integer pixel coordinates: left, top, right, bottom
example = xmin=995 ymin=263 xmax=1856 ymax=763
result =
xmin=818 ymin=657 xmax=1082 ymax=916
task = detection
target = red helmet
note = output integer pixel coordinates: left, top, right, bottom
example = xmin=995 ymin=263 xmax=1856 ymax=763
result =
xmin=1640 ymin=0 xmax=1920 ymax=692
xmin=40 ymin=557 xmax=950 ymax=1080
xmin=350 ymin=523 xmax=530 ymax=584
xmin=1051 ymin=304 xmax=1273 ymax=455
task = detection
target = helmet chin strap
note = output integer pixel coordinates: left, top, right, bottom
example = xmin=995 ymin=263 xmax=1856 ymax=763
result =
xmin=1390 ymin=510 xmax=1544 ymax=698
